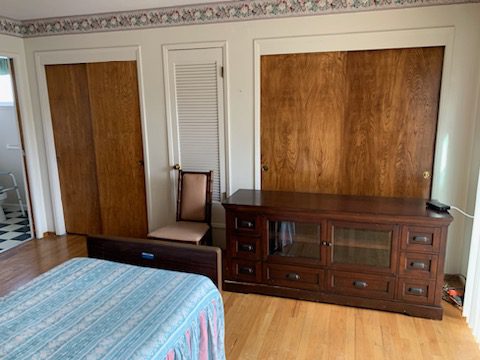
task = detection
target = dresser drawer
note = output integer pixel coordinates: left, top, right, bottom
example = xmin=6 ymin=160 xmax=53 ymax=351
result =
xmin=229 ymin=259 xmax=262 ymax=283
xmin=264 ymin=264 xmax=323 ymax=291
xmin=230 ymin=235 xmax=261 ymax=260
xmin=399 ymin=252 xmax=438 ymax=279
xmin=397 ymin=279 xmax=436 ymax=304
xmin=401 ymin=226 xmax=441 ymax=253
xmin=230 ymin=212 xmax=261 ymax=236
xmin=327 ymin=271 xmax=395 ymax=300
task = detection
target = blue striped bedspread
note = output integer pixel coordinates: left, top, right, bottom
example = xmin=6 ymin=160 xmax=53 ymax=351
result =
xmin=0 ymin=258 xmax=225 ymax=360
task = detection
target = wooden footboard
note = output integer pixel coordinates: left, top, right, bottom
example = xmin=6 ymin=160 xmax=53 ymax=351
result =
xmin=87 ymin=235 xmax=222 ymax=289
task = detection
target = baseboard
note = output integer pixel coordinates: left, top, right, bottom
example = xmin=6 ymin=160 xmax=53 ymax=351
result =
xmin=41 ymin=232 xmax=57 ymax=238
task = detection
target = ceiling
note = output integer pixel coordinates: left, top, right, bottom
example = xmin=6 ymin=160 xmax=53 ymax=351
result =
xmin=0 ymin=0 xmax=237 ymax=20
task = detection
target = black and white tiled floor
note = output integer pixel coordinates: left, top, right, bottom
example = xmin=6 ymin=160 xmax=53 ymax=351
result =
xmin=0 ymin=207 xmax=32 ymax=254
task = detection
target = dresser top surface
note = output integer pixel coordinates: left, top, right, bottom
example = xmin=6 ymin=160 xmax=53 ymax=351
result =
xmin=222 ymin=189 xmax=453 ymax=222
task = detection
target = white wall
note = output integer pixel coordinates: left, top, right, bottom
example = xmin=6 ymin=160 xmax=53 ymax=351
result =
xmin=0 ymin=34 xmax=48 ymax=238
xmin=461 ymin=62 xmax=480 ymax=277
xmin=0 ymin=105 xmax=27 ymax=205
xmin=22 ymin=4 xmax=480 ymax=274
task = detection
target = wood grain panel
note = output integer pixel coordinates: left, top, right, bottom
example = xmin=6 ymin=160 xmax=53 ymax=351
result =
xmin=86 ymin=61 xmax=148 ymax=237
xmin=341 ymin=47 xmax=444 ymax=198
xmin=261 ymin=47 xmax=444 ymax=198
xmin=261 ymin=52 xmax=347 ymax=192
xmin=46 ymin=64 xmax=102 ymax=234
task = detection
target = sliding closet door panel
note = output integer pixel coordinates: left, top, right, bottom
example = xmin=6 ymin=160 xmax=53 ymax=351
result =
xmin=261 ymin=52 xmax=347 ymax=193
xmin=86 ymin=61 xmax=148 ymax=237
xmin=261 ymin=47 xmax=443 ymax=198
xmin=45 ymin=64 xmax=102 ymax=234
xmin=341 ymin=47 xmax=443 ymax=198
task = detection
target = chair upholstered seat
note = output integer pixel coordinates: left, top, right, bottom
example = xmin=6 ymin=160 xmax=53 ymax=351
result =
xmin=148 ymin=221 xmax=210 ymax=243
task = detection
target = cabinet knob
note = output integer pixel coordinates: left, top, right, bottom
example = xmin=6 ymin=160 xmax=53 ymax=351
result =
xmin=237 ymin=219 xmax=255 ymax=229
xmin=407 ymin=287 xmax=425 ymax=296
xmin=239 ymin=243 xmax=255 ymax=252
xmin=173 ymin=163 xmax=181 ymax=170
xmin=423 ymin=171 xmax=431 ymax=179
xmin=262 ymin=164 xmax=269 ymax=172
xmin=410 ymin=261 xmax=427 ymax=270
xmin=353 ymin=280 xmax=368 ymax=289
xmin=412 ymin=235 xmax=429 ymax=243
xmin=286 ymin=272 xmax=300 ymax=281
xmin=239 ymin=266 xmax=254 ymax=275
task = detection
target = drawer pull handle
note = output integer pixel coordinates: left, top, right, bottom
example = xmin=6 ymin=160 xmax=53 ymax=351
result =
xmin=410 ymin=261 xmax=427 ymax=270
xmin=238 ymin=220 xmax=255 ymax=229
xmin=286 ymin=272 xmax=300 ymax=281
xmin=141 ymin=252 xmax=155 ymax=260
xmin=239 ymin=266 xmax=254 ymax=275
xmin=239 ymin=244 xmax=255 ymax=252
xmin=353 ymin=280 xmax=368 ymax=289
xmin=407 ymin=287 xmax=425 ymax=296
xmin=412 ymin=235 xmax=429 ymax=243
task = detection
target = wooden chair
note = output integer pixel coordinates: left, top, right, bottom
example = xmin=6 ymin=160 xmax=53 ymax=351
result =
xmin=148 ymin=170 xmax=213 ymax=245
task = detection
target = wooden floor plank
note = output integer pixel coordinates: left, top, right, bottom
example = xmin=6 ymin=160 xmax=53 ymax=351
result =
xmin=1 ymin=235 xmax=479 ymax=359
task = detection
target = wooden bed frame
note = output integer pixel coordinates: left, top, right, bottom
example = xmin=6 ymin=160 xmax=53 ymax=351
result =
xmin=87 ymin=235 xmax=222 ymax=288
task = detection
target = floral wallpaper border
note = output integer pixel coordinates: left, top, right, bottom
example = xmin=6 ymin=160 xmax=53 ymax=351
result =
xmin=0 ymin=16 xmax=23 ymax=37
xmin=1 ymin=0 xmax=479 ymax=38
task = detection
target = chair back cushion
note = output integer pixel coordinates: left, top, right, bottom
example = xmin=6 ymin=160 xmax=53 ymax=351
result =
xmin=179 ymin=173 xmax=207 ymax=221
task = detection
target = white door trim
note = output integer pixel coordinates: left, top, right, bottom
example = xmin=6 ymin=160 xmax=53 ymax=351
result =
xmin=35 ymin=46 xmax=153 ymax=235
xmin=253 ymin=27 xmax=455 ymax=190
xmin=0 ymin=50 xmax=47 ymax=238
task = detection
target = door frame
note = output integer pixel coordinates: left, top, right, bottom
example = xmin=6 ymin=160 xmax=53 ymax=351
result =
xmin=8 ymin=58 xmax=36 ymax=236
xmin=0 ymin=50 xmax=47 ymax=239
xmin=35 ymin=46 xmax=152 ymax=235
xmin=253 ymin=27 xmax=455 ymax=192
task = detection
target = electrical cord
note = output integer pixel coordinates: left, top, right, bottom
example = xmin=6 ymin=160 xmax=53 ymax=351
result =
xmin=450 ymin=206 xmax=475 ymax=220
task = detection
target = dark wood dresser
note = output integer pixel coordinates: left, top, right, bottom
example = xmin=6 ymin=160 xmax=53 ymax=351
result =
xmin=222 ymin=190 xmax=453 ymax=319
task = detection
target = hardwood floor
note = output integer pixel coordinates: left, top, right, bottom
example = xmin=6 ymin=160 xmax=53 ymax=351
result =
xmin=223 ymin=292 xmax=480 ymax=359
xmin=0 ymin=234 xmax=86 ymax=297
xmin=1 ymin=235 xmax=478 ymax=359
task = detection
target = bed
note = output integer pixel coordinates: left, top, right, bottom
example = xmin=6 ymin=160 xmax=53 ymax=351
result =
xmin=0 ymin=236 xmax=225 ymax=360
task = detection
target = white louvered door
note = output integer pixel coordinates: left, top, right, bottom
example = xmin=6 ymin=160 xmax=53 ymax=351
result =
xmin=165 ymin=47 xmax=226 ymax=202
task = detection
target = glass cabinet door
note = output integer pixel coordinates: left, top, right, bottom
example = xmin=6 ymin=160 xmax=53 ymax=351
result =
xmin=268 ymin=220 xmax=321 ymax=263
xmin=330 ymin=222 xmax=396 ymax=271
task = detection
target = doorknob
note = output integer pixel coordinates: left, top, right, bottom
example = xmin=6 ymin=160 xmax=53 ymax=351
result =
xmin=173 ymin=163 xmax=181 ymax=170
xmin=423 ymin=171 xmax=431 ymax=180
xmin=262 ymin=164 xmax=269 ymax=172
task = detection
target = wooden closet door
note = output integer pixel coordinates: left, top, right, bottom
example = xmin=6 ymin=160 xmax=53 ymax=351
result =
xmin=46 ymin=64 xmax=102 ymax=234
xmin=340 ymin=48 xmax=443 ymax=198
xmin=86 ymin=61 xmax=148 ymax=237
xmin=261 ymin=52 xmax=347 ymax=193
xmin=261 ymin=47 xmax=443 ymax=199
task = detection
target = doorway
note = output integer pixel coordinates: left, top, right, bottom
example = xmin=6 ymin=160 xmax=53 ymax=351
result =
xmin=0 ymin=56 xmax=34 ymax=253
